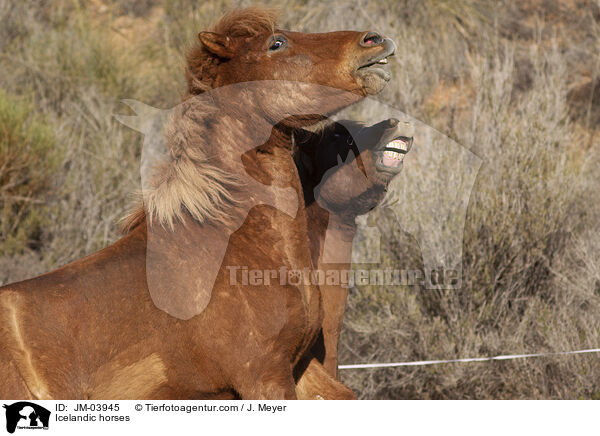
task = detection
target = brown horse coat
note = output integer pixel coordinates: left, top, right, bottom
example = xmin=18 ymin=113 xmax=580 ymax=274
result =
xmin=0 ymin=8 xmax=396 ymax=399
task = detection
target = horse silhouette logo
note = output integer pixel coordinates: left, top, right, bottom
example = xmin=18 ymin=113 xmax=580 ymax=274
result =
xmin=2 ymin=402 xmax=50 ymax=434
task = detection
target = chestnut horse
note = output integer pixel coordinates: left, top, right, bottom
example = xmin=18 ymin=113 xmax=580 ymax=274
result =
xmin=0 ymin=8 xmax=395 ymax=399
xmin=296 ymin=118 xmax=413 ymax=377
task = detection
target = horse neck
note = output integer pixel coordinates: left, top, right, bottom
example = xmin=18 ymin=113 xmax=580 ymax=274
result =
xmin=202 ymin=110 xmax=304 ymax=227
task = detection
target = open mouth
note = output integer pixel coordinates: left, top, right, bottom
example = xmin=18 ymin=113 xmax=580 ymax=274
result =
xmin=376 ymin=136 xmax=412 ymax=172
xmin=355 ymin=45 xmax=395 ymax=81
xmin=358 ymin=56 xmax=390 ymax=69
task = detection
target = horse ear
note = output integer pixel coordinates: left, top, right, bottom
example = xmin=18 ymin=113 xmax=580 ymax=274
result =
xmin=198 ymin=32 xmax=234 ymax=58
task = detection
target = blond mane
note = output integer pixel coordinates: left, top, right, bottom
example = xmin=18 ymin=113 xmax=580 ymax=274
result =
xmin=120 ymin=99 xmax=244 ymax=233
xmin=121 ymin=7 xmax=279 ymax=233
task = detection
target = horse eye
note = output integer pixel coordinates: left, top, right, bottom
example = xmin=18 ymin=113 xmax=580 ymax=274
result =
xmin=269 ymin=36 xmax=286 ymax=51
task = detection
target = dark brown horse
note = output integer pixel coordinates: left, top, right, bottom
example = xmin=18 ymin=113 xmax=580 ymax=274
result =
xmin=0 ymin=8 xmax=395 ymax=399
xmin=296 ymin=118 xmax=413 ymax=377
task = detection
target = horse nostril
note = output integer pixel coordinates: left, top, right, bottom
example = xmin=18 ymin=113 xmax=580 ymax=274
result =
xmin=361 ymin=31 xmax=384 ymax=46
xmin=388 ymin=118 xmax=399 ymax=127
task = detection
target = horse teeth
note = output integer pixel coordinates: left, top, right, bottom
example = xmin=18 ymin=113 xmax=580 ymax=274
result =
xmin=387 ymin=139 xmax=408 ymax=152
xmin=377 ymin=58 xmax=388 ymax=64
xmin=384 ymin=150 xmax=404 ymax=161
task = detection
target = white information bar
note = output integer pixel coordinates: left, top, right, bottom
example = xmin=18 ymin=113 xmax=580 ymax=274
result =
xmin=0 ymin=400 xmax=594 ymax=435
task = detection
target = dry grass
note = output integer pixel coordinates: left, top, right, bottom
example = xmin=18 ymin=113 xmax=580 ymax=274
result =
xmin=0 ymin=0 xmax=599 ymax=398
xmin=0 ymin=90 xmax=59 ymax=256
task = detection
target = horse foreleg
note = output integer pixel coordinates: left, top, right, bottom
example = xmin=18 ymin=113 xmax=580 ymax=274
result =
xmin=295 ymin=357 xmax=356 ymax=400
xmin=232 ymin=360 xmax=297 ymax=400
xmin=318 ymin=280 xmax=349 ymax=377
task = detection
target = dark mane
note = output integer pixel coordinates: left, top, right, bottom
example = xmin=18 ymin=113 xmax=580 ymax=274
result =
xmin=185 ymin=7 xmax=278 ymax=95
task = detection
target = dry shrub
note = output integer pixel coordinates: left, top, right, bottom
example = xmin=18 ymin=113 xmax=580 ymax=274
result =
xmin=340 ymin=34 xmax=600 ymax=399
xmin=0 ymin=90 xmax=59 ymax=256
